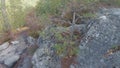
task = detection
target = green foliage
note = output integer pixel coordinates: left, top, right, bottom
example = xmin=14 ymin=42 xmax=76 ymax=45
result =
xmin=35 ymin=0 xmax=69 ymax=26
xmin=35 ymin=0 xmax=98 ymax=27
xmin=36 ymin=0 xmax=67 ymax=16
xmin=8 ymin=0 xmax=26 ymax=29
xmin=39 ymin=27 xmax=79 ymax=57
xmin=76 ymin=0 xmax=99 ymax=4
xmin=0 ymin=0 xmax=34 ymax=33
xmin=53 ymin=35 xmax=79 ymax=57
xmin=82 ymin=13 xmax=96 ymax=18
xmin=54 ymin=43 xmax=66 ymax=57
xmin=0 ymin=18 xmax=4 ymax=32
xmin=53 ymin=40 xmax=79 ymax=57
xmin=100 ymin=0 xmax=120 ymax=6
xmin=36 ymin=0 xmax=100 ymax=57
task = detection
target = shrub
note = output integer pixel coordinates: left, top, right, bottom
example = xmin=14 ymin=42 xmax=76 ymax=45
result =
xmin=36 ymin=0 xmax=68 ymax=16
xmin=37 ymin=0 xmax=99 ymax=58
xmin=39 ymin=27 xmax=80 ymax=58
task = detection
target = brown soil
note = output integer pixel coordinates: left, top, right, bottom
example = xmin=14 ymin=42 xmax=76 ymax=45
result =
xmin=61 ymin=55 xmax=78 ymax=68
xmin=0 ymin=27 xmax=30 ymax=45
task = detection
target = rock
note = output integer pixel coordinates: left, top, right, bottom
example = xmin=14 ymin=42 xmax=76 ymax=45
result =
xmin=17 ymin=56 xmax=32 ymax=68
xmin=32 ymin=48 xmax=61 ymax=68
xmin=32 ymin=11 xmax=91 ymax=68
xmin=0 ymin=42 xmax=9 ymax=51
xmin=0 ymin=63 xmax=8 ymax=68
xmin=26 ymin=36 xmax=36 ymax=46
xmin=11 ymin=41 xmax=19 ymax=45
xmin=32 ymin=40 xmax=61 ymax=68
xmin=0 ymin=38 xmax=27 ymax=68
xmin=99 ymin=15 xmax=107 ymax=20
xmin=70 ymin=65 xmax=75 ymax=68
xmin=68 ymin=24 xmax=87 ymax=34
xmin=37 ymin=37 xmax=44 ymax=47
xmin=4 ymin=55 xmax=20 ymax=67
xmin=77 ymin=8 xmax=120 ymax=68
xmin=32 ymin=8 xmax=120 ymax=68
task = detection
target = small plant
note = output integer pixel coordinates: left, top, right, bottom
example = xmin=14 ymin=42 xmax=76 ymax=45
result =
xmin=82 ymin=12 xmax=96 ymax=18
xmin=53 ymin=40 xmax=79 ymax=57
xmin=39 ymin=27 xmax=80 ymax=58
xmin=29 ymin=31 xmax=40 ymax=39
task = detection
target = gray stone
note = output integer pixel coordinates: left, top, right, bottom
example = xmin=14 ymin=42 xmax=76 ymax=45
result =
xmin=32 ymin=8 xmax=120 ymax=68
xmin=70 ymin=65 xmax=75 ymax=68
xmin=68 ymin=24 xmax=87 ymax=34
xmin=0 ymin=38 xmax=27 ymax=68
xmin=0 ymin=42 xmax=9 ymax=51
xmin=77 ymin=8 xmax=120 ymax=68
xmin=17 ymin=57 xmax=32 ymax=68
xmin=26 ymin=36 xmax=36 ymax=46
xmin=4 ymin=55 xmax=20 ymax=67
xmin=32 ymin=40 xmax=61 ymax=68
xmin=11 ymin=41 xmax=19 ymax=45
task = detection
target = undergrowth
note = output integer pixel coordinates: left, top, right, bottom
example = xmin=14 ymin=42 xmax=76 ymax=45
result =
xmin=39 ymin=27 xmax=80 ymax=58
xmin=35 ymin=0 xmax=120 ymax=57
xmin=100 ymin=0 xmax=120 ymax=7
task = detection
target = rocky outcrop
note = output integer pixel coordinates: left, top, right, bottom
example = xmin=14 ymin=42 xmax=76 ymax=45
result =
xmin=16 ymin=56 xmax=33 ymax=68
xmin=0 ymin=37 xmax=27 ymax=68
xmin=32 ymin=39 xmax=61 ymax=68
xmin=78 ymin=8 xmax=120 ymax=68
xmin=32 ymin=8 xmax=120 ymax=68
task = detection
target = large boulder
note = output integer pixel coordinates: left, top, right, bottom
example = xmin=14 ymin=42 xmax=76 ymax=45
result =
xmin=4 ymin=55 xmax=20 ymax=67
xmin=32 ymin=40 xmax=61 ymax=68
xmin=77 ymin=8 xmax=120 ymax=68
xmin=16 ymin=56 xmax=33 ymax=68
xmin=32 ymin=8 xmax=120 ymax=68
xmin=0 ymin=38 xmax=27 ymax=68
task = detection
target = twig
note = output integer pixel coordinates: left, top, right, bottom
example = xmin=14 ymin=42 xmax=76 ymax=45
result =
xmin=71 ymin=12 xmax=76 ymax=40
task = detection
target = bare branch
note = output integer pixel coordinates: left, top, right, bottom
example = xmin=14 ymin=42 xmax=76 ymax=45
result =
xmin=71 ymin=12 xmax=76 ymax=40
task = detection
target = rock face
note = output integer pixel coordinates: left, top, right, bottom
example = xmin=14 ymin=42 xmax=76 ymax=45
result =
xmin=32 ymin=40 xmax=61 ymax=68
xmin=4 ymin=55 xmax=20 ymax=67
xmin=17 ymin=56 xmax=33 ymax=68
xmin=32 ymin=8 xmax=120 ymax=68
xmin=0 ymin=38 xmax=27 ymax=68
xmin=78 ymin=8 xmax=120 ymax=68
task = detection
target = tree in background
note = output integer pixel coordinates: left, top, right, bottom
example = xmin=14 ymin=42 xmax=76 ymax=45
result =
xmin=8 ymin=0 xmax=26 ymax=29
xmin=1 ymin=0 xmax=11 ymax=32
